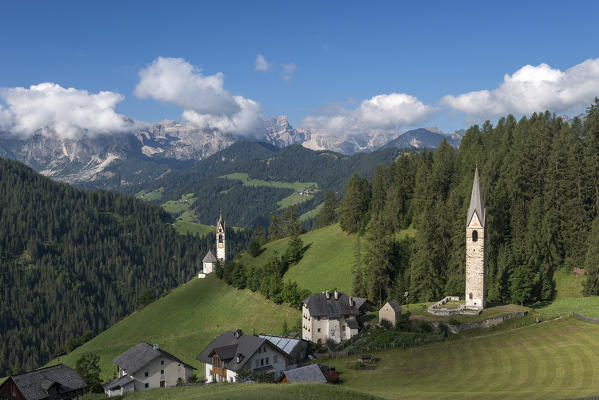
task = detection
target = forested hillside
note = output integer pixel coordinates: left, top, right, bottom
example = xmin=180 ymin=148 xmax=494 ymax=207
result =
xmin=340 ymin=100 xmax=599 ymax=306
xmin=136 ymin=142 xmax=405 ymax=228
xmin=0 ymin=158 xmax=250 ymax=375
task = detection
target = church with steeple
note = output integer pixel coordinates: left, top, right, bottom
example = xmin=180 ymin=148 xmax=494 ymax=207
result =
xmin=465 ymin=167 xmax=486 ymax=310
xmin=198 ymin=213 xmax=227 ymax=279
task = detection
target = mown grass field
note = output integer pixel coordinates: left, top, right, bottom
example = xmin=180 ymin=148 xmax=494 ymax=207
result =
xmin=220 ymin=172 xmax=318 ymax=210
xmin=162 ymin=193 xmax=197 ymax=214
xmin=134 ymin=187 xmax=164 ymax=201
xmin=554 ymin=268 xmax=585 ymax=299
xmin=327 ymin=316 xmax=599 ymax=400
xmin=171 ymin=210 xmax=214 ymax=236
xmin=106 ymin=383 xmax=383 ymax=400
xmin=533 ymin=296 xmax=599 ymax=317
xmin=240 ymin=224 xmax=356 ymax=294
xmin=48 ymin=275 xmax=298 ymax=381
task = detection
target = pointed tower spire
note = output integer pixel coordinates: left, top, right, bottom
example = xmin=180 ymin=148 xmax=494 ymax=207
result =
xmin=466 ymin=167 xmax=485 ymax=227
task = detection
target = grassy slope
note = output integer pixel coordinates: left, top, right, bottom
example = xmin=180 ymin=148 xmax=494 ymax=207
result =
xmin=554 ymin=269 xmax=585 ymax=299
xmin=533 ymin=296 xmax=599 ymax=317
xmin=116 ymin=383 xmax=383 ymax=400
xmin=50 ymin=275 xmax=297 ymax=381
xmin=240 ymin=224 xmax=356 ymax=294
xmin=327 ymin=317 xmax=599 ymax=400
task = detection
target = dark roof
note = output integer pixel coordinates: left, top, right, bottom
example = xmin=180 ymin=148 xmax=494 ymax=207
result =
xmin=114 ymin=342 xmax=195 ymax=374
xmin=467 ymin=167 xmax=485 ymax=227
xmin=197 ymin=330 xmax=287 ymax=372
xmin=103 ymin=375 xmax=134 ymax=391
xmin=203 ymin=250 xmax=217 ymax=263
xmin=3 ymin=365 xmax=86 ymax=400
xmin=282 ymin=364 xmax=327 ymax=383
xmin=302 ymin=291 xmax=367 ymax=318
xmin=346 ymin=317 xmax=359 ymax=330
xmin=384 ymin=299 xmax=402 ymax=313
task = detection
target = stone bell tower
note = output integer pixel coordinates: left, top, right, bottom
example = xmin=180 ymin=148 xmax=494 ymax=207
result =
xmin=465 ymin=167 xmax=485 ymax=310
xmin=216 ymin=212 xmax=226 ymax=263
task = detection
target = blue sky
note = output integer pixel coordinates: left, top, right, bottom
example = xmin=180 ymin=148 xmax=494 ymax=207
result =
xmin=1 ymin=0 xmax=598 ymax=137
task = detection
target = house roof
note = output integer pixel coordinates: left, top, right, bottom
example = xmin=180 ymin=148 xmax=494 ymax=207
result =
xmin=258 ymin=334 xmax=304 ymax=356
xmin=103 ymin=375 xmax=134 ymax=391
xmin=3 ymin=365 xmax=86 ymax=400
xmin=282 ymin=364 xmax=327 ymax=384
xmin=467 ymin=167 xmax=485 ymax=227
xmin=114 ymin=342 xmax=195 ymax=374
xmin=197 ymin=330 xmax=287 ymax=372
xmin=302 ymin=291 xmax=367 ymax=318
xmin=203 ymin=250 xmax=217 ymax=263
xmin=346 ymin=317 xmax=359 ymax=330
xmin=384 ymin=299 xmax=402 ymax=313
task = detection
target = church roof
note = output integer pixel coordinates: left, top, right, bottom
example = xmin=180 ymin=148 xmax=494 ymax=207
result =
xmin=467 ymin=167 xmax=485 ymax=227
xmin=203 ymin=250 xmax=217 ymax=263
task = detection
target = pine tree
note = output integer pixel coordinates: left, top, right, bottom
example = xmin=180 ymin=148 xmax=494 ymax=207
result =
xmin=315 ymin=191 xmax=338 ymax=228
xmin=339 ymin=172 xmax=370 ymax=234
xmin=583 ymin=216 xmax=599 ymax=296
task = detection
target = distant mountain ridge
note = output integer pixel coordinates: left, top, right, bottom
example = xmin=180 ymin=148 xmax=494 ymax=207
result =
xmin=0 ymin=117 xmax=462 ymax=189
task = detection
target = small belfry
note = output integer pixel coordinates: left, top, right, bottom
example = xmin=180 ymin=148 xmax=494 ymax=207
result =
xmin=465 ymin=167 xmax=486 ymax=310
xmin=216 ymin=211 xmax=226 ymax=263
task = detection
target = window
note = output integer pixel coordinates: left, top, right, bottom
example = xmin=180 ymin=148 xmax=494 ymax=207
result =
xmin=161 ymin=360 xmax=164 ymax=365
xmin=317 ymin=328 xmax=321 ymax=332
xmin=210 ymin=369 xmax=213 ymax=376
xmin=144 ymin=372 xmax=149 ymax=377
xmin=469 ymin=292 xmax=473 ymax=300
xmin=255 ymin=360 xmax=260 ymax=368
xmin=218 ymin=234 xmax=224 ymax=243
xmin=229 ymin=377 xmax=233 ymax=383
xmin=274 ymin=355 xmax=278 ymax=363
xmin=144 ymin=383 xmax=149 ymax=389
xmin=472 ymin=230 xmax=478 ymax=242
xmin=260 ymin=359 xmax=264 ymax=366
xmin=161 ymin=370 xmax=164 ymax=375
xmin=265 ymin=357 xmax=269 ymax=365
xmin=160 ymin=381 xmax=165 ymax=388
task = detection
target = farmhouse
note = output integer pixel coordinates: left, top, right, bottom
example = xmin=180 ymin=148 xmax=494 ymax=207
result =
xmin=379 ymin=299 xmax=402 ymax=326
xmin=197 ymin=330 xmax=295 ymax=383
xmin=103 ymin=342 xmax=195 ymax=397
xmin=258 ymin=334 xmax=308 ymax=364
xmin=302 ymin=290 xmax=370 ymax=344
xmin=0 ymin=364 xmax=86 ymax=400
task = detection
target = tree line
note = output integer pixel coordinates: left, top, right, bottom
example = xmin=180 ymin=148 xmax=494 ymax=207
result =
xmin=329 ymin=100 xmax=599 ymax=306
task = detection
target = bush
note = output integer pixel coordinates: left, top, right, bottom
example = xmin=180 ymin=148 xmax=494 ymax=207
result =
xmin=380 ymin=319 xmax=393 ymax=329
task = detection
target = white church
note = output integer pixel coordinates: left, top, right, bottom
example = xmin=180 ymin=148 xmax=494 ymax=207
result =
xmin=198 ymin=213 xmax=226 ymax=278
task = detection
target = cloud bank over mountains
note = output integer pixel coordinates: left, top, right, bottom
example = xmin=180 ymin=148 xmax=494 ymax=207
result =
xmin=442 ymin=58 xmax=599 ymax=119
xmin=302 ymin=93 xmax=433 ymax=135
xmin=134 ymin=57 xmax=264 ymax=136
xmin=1 ymin=57 xmax=598 ymax=139
xmin=0 ymin=83 xmax=135 ymax=138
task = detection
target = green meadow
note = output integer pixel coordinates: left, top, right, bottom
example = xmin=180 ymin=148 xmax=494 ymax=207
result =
xmin=49 ymin=275 xmax=297 ymax=381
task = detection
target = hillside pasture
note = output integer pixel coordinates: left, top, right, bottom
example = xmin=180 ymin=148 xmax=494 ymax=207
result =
xmin=533 ymin=296 xmax=599 ymax=317
xmin=162 ymin=193 xmax=197 ymax=214
xmin=49 ymin=276 xmax=298 ymax=381
xmin=135 ymin=187 xmax=164 ymax=201
xmin=172 ymin=210 xmax=214 ymax=237
xmin=327 ymin=317 xmax=599 ymax=400
xmin=554 ymin=268 xmax=585 ymax=299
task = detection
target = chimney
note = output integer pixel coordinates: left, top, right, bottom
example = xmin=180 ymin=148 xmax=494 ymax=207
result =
xmin=152 ymin=344 xmax=159 ymax=350
xmin=325 ymin=290 xmax=330 ymax=299
xmin=236 ymin=353 xmax=243 ymax=364
xmin=234 ymin=329 xmax=243 ymax=339
xmin=334 ymin=290 xmax=339 ymax=300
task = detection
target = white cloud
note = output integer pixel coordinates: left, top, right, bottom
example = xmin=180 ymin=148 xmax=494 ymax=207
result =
xmin=0 ymin=83 xmax=134 ymax=138
xmin=135 ymin=57 xmax=263 ymax=135
xmin=441 ymin=58 xmax=599 ymax=118
xmin=302 ymin=93 xmax=433 ymax=135
xmin=254 ymin=54 xmax=272 ymax=72
xmin=281 ymin=63 xmax=297 ymax=82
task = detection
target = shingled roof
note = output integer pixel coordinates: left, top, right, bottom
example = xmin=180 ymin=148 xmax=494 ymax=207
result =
xmin=114 ymin=342 xmax=195 ymax=375
xmin=203 ymin=250 xmax=217 ymax=263
xmin=282 ymin=364 xmax=327 ymax=383
xmin=3 ymin=365 xmax=86 ymax=400
xmin=197 ymin=330 xmax=287 ymax=372
xmin=103 ymin=375 xmax=134 ymax=391
xmin=302 ymin=291 xmax=367 ymax=318
xmin=467 ymin=167 xmax=485 ymax=227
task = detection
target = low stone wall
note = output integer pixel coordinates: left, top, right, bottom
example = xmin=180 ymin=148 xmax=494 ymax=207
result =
xmin=573 ymin=312 xmax=599 ymax=324
xmin=432 ymin=311 xmax=529 ymax=334
xmin=428 ymin=296 xmax=463 ymax=315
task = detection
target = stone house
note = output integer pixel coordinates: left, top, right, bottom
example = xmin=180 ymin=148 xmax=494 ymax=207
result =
xmin=379 ymin=299 xmax=402 ymax=326
xmin=0 ymin=364 xmax=86 ymax=400
xmin=103 ymin=342 xmax=195 ymax=397
xmin=197 ymin=330 xmax=296 ymax=383
xmin=302 ymin=290 xmax=370 ymax=344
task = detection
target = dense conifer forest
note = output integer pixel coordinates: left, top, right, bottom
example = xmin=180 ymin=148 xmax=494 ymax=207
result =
xmin=340 ymin=100 xmax=599 ymax=307
xmin=0 ymin=159 xmax=250 ymax=375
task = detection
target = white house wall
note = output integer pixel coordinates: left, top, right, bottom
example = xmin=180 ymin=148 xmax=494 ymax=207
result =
xmin=130 ymin=356 xmax=192 ymax=390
